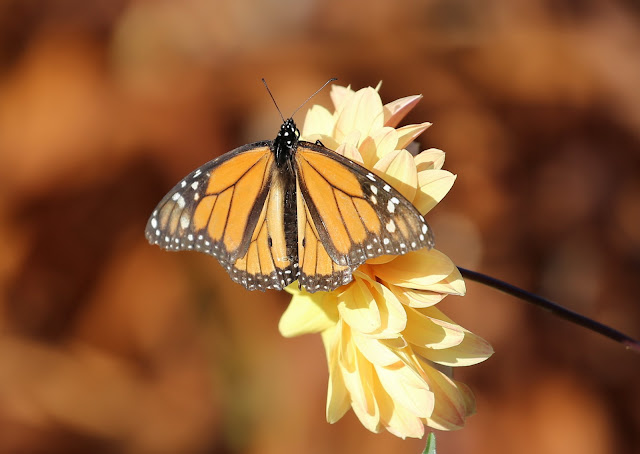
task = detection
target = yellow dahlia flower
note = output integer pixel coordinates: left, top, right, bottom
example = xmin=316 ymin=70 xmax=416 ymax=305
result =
xmin=278 ymin=84 xmax=493 ymax=439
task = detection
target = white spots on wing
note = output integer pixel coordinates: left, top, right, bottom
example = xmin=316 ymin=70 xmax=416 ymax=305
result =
xmin=191 ymin=181 xmax=199 ymax=190
xmin=180 ymin=181 xmax=187 ymax=188
xmin=172 ymin=192 xmax=180 ymax=201
xmin=383 ymin=184 xmax=391 ymax=192
xmin=383 ymin=238 xmax=390 ymax=245
xmin=387 ymin=200 xmax=395 ymax=213
xmin=176 ymin=196 xmax=186 ymax=209
xmin=155 ymin=229 xmax=160 ymax=236
xmin=386 ymin=220 xmax=396 ymax=233
xmin=370 ymin=185 xmax=378 ymax=195
xmin=419 ymin=234 xmax=425 ymax=241
xmin=180 ymin=212 xmax=190 ymax=229
xmin=193 ymin=169 xmax=202 ymax=178
xmin=422 ymin=224 xmax=428 ymax=234
xmin=188 ymin=234 xmax=194 ymax=241
xmin=194 ymin=193 xmax=200 ymax=201
xmin=370 ymin=195 xmax=377 ymax=205
xmin=391 ymin=197 xmax=399 ymax=205
xmin=367 ymin=173 xmax=376 ymax=181
xmin=411 ymin=241 xmax=417 ymax=248
xmin=150 ymin=218 xmax=158 ymax=229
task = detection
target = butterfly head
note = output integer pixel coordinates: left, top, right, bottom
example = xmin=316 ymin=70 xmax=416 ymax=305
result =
xmin=273 ymin=118 xmax=300 ymax=167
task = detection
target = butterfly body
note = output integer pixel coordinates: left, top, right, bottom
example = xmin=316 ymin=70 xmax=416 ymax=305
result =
xmin=146 ymin=117 xmax=434 ymax=293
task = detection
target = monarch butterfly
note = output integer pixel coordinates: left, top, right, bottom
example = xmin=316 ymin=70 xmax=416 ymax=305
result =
xmin=146 ymin=80 xmax=434 ymax=293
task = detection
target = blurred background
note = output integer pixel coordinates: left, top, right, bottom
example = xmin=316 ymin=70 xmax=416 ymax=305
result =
xmin=0 ymin=0 xmax=639 ymax=453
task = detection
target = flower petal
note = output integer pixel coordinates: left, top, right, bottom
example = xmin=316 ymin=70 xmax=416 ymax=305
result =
xmin=383 ymin=94 xmax=423 ymax=128
xmin=373 ymin=249 xmax=455 ymax=290
xmin=376 ymin=363 xmax=434 ymax=421
xmin=334 ymin=87 xmax=384 ymax=144
xmin=330 ymin=84 xmax=354 ymax=114
xmin=374 ymin=149 xmax=418 ymax=201
xmin=301 ymin=104 xmax=335 ymax=138
xmin=341 ymin=334 xmax=382 ymax=432
xmin=337 ymin=278 xmax=381 ymax=334
xmin=387 ymin=284 xmax=448 ymax=308
xmin=419 ymin=361 xmax=471 ymax=430
xmin=353 ymin=333 xmax=400 ymax=367
xmin=418 ymin=266 xmax=466 ymax=296
xmin=414 ymin=148 xmax=446 ymax=171
xmin=370 ymin=127 xmax=399 ymax=161
xmin=403 ymin=307 xmax=465 ymax=350
xmin=413 ymin=307 xmax=493 ymax=366
xmin=358 ymin=275 xmax=407 ymax=337
xmin=395 ymin=122 xmax=432 ymax=150
xmin=335 ymin=142 xmax=364 ymax=165
xmin=323 ymin=325 xmax=351 ymax=423
xmin=279 ymin=291 xmax=338 ymax=337
xmin=413 ymin=170 xmax=456 ymax=214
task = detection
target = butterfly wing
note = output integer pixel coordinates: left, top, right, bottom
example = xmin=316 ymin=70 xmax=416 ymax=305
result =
xmin=295 ymin=141 xmax=434 ymax=291
xmin=146 ymin=141 xmax=296 ymax=290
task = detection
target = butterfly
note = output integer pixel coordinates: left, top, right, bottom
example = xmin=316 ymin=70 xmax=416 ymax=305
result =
xmin=146 ymin=80 xmax=434 ymax=293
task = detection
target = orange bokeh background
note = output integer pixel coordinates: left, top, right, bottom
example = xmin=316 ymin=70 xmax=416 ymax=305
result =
xmin=0 ymin=1 xmax=638 ymax=453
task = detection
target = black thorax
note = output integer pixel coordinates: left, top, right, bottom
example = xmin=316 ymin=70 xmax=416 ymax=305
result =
xmin=273 ymin=118 xmax=300 ymax=168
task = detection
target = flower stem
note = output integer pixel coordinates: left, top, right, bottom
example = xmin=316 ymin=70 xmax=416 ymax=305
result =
xmin=458 ymin=267 xmax=640 ymax=353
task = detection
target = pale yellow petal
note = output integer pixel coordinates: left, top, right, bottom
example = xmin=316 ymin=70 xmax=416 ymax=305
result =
xmin=387 ymin=284 xmax=448 ymax=308
xmin=420 ymin=361 xmax=472 ymax=430
xmin=395 ymin=122 xmax=432 ymax=150
xmin=353 ymin=333 xmax=400 ymax=367
xmin=301 ymin=104 xmax=335 ymax=137
xmin=330 ymin=84 xmax=354 ymax=114
xmin=279 ymin=291 xmax=338 ymax=337
xmin=323 ymin=324 xmax=351 ymax=423
xmin=383 ymin=94 xmax=423 ymax=128
xmin=303 ymin=134 xmax=340 ymax=151
xmin=417 ymin=265 xmax=466 ymax=296
xmin=385 ymin=406 xmax=426 ymax=439
xmin=403 ymin=307 xmax=465 ymax=350
xmin=357 ymin=136 xmax=379 ymax=169
xmin=413 ymin=308 xmax=494 ymax=366
xmin=413 ymin=170 xmax=456 ymax=214
xmin=414 ymin=148 xmax=446 ymax=171
xmin=376 ymin=362 xmax=434 ymax=419
xmin=335 ymin=142 xmax=364 ymax=165
xmin=374 ymin=149 xmax=418 ymax=201
xmin=341 ymin=340 xmax=381 ymax=432
xmin=340 ymin=129 xmax=362 ymax=149
xmin=334 ymin=87 xmax=384 ymax=144
xmin=373 ymin=249 xmax=455 ymax=290
xmin=362 ymin=276 xmax=407 ymax=337
xmin=337 ymin=279 xmax=381 ymax=334
xmin=370 ymin=127 xmax=399 ymax=161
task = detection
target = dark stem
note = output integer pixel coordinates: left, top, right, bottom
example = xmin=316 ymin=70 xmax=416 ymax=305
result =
xmin=458 ymin=267 xmax=640 ymax=353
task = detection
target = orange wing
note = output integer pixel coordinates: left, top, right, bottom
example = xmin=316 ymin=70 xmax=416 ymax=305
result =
xmin=146 ymin=142 xmax=295 ymax=290
xmin=294 ymin=141 xmax=434 ymax=291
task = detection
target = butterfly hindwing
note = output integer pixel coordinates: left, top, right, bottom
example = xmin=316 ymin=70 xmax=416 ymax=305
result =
xmin=296 ymin=177 xmax=353 ymax=292
xmin=295 ymin=141 xmax=434 ymax=274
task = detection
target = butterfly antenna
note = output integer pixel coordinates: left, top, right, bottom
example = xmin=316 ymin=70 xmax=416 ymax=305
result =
xmin=262 ymin=78 xmax=285 ymax=122
xmin=290 ymin=78 xmax=337 ymax=118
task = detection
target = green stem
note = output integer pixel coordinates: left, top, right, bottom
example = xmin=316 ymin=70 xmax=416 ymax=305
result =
xmin=458 ymin=267 xmax=640 ymax=353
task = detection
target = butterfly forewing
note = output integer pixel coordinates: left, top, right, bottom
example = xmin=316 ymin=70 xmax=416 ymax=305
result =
xmin=295 ymin=142 xmax=434 ymax=272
